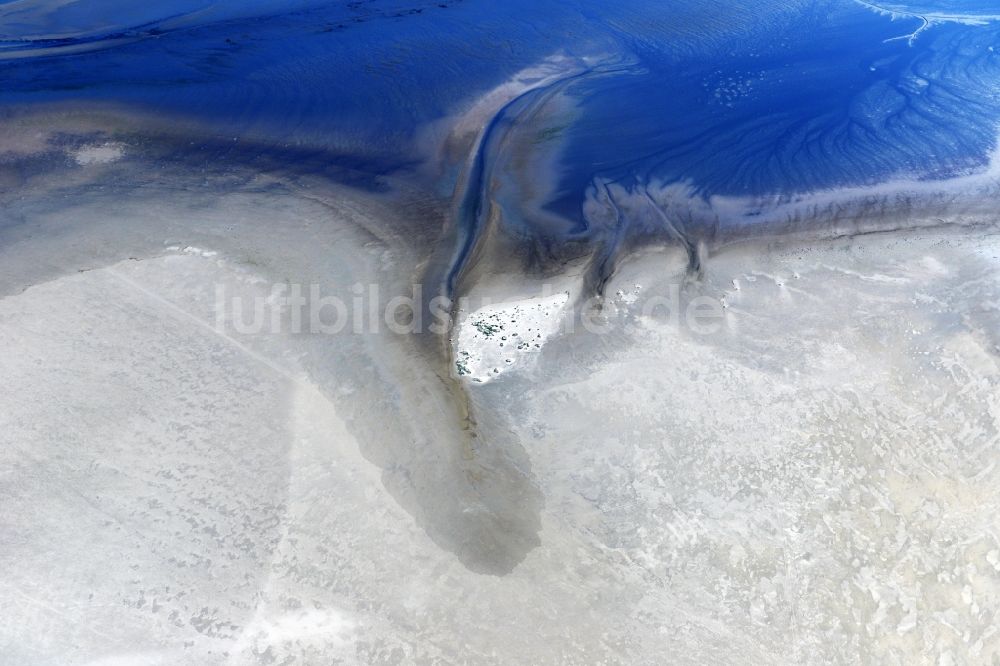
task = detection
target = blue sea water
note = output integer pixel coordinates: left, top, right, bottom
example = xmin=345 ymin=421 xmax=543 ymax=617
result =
xmin=2 ymin=0 xmax=999 ymax=238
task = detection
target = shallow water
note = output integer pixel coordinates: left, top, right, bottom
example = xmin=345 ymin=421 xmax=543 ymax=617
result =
xmin=5 ymin=1 xmax=1000 ymax=227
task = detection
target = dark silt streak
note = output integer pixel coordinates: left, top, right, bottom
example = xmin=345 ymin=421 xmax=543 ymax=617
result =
xmin=584 ymin=180 xmax=628 ymax=297
xmin=640 ymin=186 xmax=703 ymax=275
